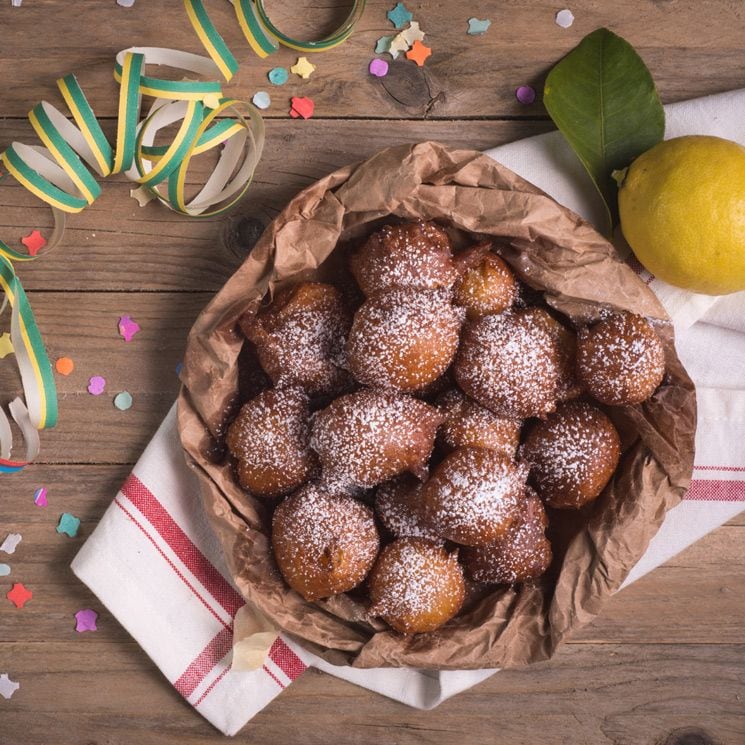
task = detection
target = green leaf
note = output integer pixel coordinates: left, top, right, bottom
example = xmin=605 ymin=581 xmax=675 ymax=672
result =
xmin=543 ymin=28 xmax=665 ymax=234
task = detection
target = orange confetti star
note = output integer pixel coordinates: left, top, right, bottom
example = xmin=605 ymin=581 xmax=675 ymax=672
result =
xmin=406 ymin=39 xmax=432 ymax=66
xmin=7 ymin=582 xmax=33 ymax=609
xmin=20 ymin=230 xmax=47 ymax=256
xmin=55 ymin=357 xmax=75 ymax=376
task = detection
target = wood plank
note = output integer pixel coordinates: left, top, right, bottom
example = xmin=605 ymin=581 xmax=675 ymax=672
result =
xmin=0 ymin=1 xmax=744 ymax=119
xmin=0 ymin=640 xmax=742 ymax=744
xmin=0 ymin=119 xmax=552 ymax=292
xmin=1 ymin=467 xmax=743 ymax=646
xmin=0 ymin=293 xmax=205 ymax=464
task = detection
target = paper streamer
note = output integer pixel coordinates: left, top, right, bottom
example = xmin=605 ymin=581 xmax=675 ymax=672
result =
xmin=0 ymin=0 xmax=366 ymax=472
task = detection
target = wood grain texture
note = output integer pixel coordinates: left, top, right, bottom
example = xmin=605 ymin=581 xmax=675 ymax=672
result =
xmin=0 ymin=1 xmax=743 ymax=119
xmin=1 ymin=2 xmax=744 ymax=743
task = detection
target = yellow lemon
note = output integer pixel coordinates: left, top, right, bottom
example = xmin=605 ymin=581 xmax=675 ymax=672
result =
xmin=618 ymin=135 xmax=745 ymax=295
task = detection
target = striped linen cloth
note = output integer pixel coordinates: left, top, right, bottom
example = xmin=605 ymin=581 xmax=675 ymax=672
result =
xmin=72 ymin=89 xmax=745 ymax=735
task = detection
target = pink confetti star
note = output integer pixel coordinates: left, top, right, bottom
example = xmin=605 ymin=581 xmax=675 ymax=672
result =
xmin=6 ymin=582 xmax=33 ymax=609
xmin=87 ymin=376 xmax=106 ymax=395
xmin=20 ymin=230 xmax=46 ymax=256
xmin=74 ymin=608 xmax=99 ymax=633
xmin=118 ymin=315 xmax=141 ymax=342
xmin=33 ymin=487 xmax=48 ymax=507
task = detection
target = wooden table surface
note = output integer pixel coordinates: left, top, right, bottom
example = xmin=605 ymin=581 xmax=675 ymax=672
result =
xmin=1 ymin=2 xmax=744 ymax=744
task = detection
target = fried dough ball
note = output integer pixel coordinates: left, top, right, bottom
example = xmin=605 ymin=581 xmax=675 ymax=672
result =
xmin=368 ymin=538 xmax=465 ymax=634
xmin=437 ymin=389 xmax=521 ymax=457
xmin=346 ymin=288 xmax=465 ymax=392
xmin=454 ymin=310 xmax=559 ymax=419
xmin=226 ymin=386 xmax=317 ymax=498
xmin=310 ymin=388 xmax=443 ymax=489
xmin=576 ymin=312 xmax=666 ymax=406
xmin=520 ymin=307 xmax=582 ymax=401
xmin=520 ymin=401 xmax=621 ymax=509
xmin=461 ymin=488 xmax=552 ymax=585
xmin=453 ymin=242 xmax=518 ymax=319
xmin=420 ymin=447 xmax=527 ymax=546
xmin=272 ymin=485 xmax=379 ymax=601
xmin=240 ymin=282 xmax=352 ymax=397
xmin=350 ymin=221 xmax=458 ymax=297
xmin=374 ymin=476 xmax=441 ymax=541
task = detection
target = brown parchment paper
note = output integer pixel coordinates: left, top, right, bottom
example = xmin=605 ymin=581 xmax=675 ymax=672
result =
xmin=177 ymin=142 xmax=696 ymax=670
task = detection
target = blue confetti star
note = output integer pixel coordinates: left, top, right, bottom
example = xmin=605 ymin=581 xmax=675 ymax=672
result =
xmin=467 ymin=17 xmax=491 ymax=36
xmin=56 ymin=512 xmax=81 ymax=538
xmin=387 ymin=2 xmax=413 ymax=30
xmin=267 ymin=67 xmax=288 ymax=86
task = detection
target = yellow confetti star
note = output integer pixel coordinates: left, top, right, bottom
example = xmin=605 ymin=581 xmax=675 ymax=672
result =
xmin=388 ymin=32 xmax=410 ymax=59
xmin=129 ymin=186 xmax=156 ymax=208
xmin=0 ymin=333 xmax=13 ymax=359
xmin=401 ymin=21 xmax=425 ymax=46
xmin=290 ymin=56 xmax=316 ymax=79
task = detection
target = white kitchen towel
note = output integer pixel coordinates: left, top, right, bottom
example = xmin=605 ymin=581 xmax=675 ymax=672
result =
xmin=72 ymin=89 xmax=745 ymax=736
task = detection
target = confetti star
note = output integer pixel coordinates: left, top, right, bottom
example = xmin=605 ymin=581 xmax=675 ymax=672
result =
xmin=369 ymin=59 xmax=389 ymax=77
xmin=129 ymin=186 xmax=155 ymax=207
xmin=6 ymin=582 xmax=33 ymax=608
xmin=56 ymin=512 xmax=81 ymax=538
xmin=20 ymin=230 xmax=46 ymax=256
xmin=118 ymin=315 xmax=141 ymax=342
xmin=387 ymin=2 xmax=412 ymax=29
xmin=388 ymin=33 xmax=410 ymax=59
xmin=406 ymin=40 xmax=432 ymax=66
xmin=55 ymin=356 xmax=74 ymax=376
xmin=401 ymin=21 xmax=425 ymax=46
xmin=74 ymin=608 xmax=99 ymax=633
xmin=0 ymin=674 xmax=20 ymax=700
xmin=290 ymin=56 xmax=316 ymax=79
xmin=33 ymin=487 xmax=48 ymax=507
xmin=0 ymin=333 xmax=13 ymax=359
xmin=375 ymin=35 xmax=394 ymax=54
xmin=467 ymin=18 xmax=491 ymax=36
xmin=289 ymin=96 xmax=315 ymax=120
xmin=0 ymin=533 xmax=22 ymax=554
xmin=0 ymin=564 xmax=10 ymax=577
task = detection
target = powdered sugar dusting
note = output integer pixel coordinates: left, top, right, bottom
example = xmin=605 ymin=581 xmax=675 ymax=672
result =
xmin=310 ymin=389 xmax=442 ymax=489
xmin=437 ymin=388 xmax=521 ymax=455
xmin=462 ymin=489 xmax=552 ymax=584
xmin=454 ymin=310 xmax=559 ymax=419
xmin=226 ymin=386 xmax=316 ymax=496
xmin=346 ymin=288 xmax=465 ymax=391
xmin=577 ymin=312 xmax=665 ymax=406
xmin=243 ymin=283 xmax=351 ymax=396
xmin=520 ymin=401 xmax=621 ymax=508
xmin=422 ymin=447 xmax=526 ymax=546
xmin=368 ymin=538 xmax=465 ymax=633
xmin=350 ymin=221 xmax=457 ymax=296
xmin=375 ymin=478 xmax=441 ymax=540
xmin=272 ymin=485 xmax=379 ymax=600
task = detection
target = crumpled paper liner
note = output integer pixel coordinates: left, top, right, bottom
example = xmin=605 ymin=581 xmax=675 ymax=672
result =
xmin=178 ymin=142 xmax=696 ymax=670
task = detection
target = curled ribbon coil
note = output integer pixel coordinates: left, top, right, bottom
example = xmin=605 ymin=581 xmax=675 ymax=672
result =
xmin=0 ymin=0 xmax=365 ymax=472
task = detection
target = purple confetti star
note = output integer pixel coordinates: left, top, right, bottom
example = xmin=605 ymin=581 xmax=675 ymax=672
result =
xmin=118 ymin=315 xmax=141 ymax=342
xmin=33 ymin=487 xmax=47 ymax=507
xmin=87 ymin=376 xmax=106 ymax=396
xmin=74 ymin=608 xmax=98 ymax=633
xmin=515 ymin=85 xmax=536 ymax=105
xmin=369 ymin=58 xmax=389 ymax=77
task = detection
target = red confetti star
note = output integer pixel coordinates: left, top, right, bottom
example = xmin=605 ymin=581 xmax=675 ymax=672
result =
xmin=20 ymin=230 xmax=47 ymax=256
xmin=406 ymin=40 xmax=432 ymax=66
xmin=289 ymin=96 xmax=315 ymax=120
xmin=6 ymin=582 xmax=33 ymax=608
